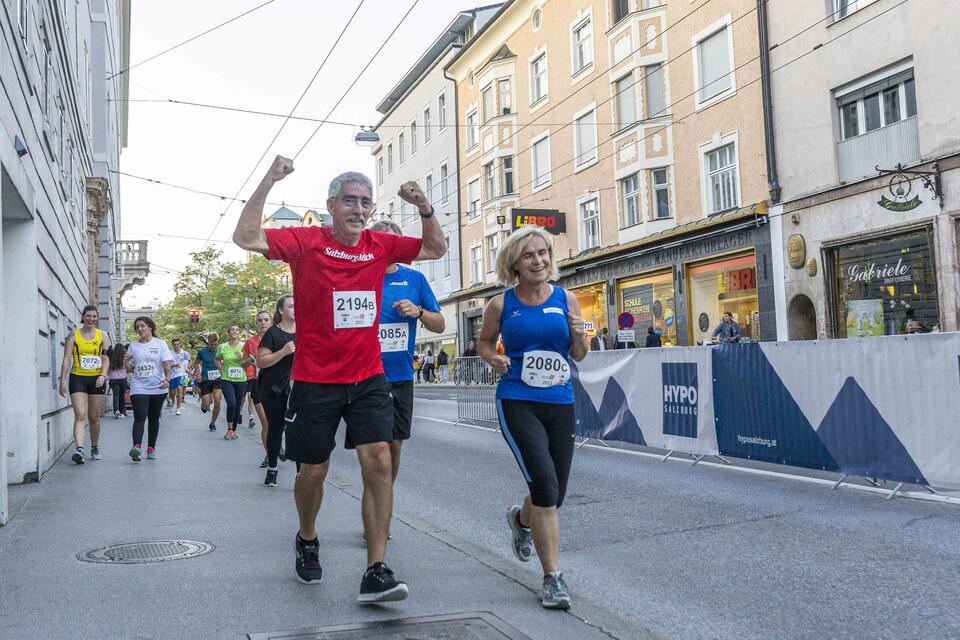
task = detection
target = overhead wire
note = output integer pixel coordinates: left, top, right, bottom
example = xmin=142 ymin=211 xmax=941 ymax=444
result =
xmin=109 ymin=0 xmax=278 ymax=80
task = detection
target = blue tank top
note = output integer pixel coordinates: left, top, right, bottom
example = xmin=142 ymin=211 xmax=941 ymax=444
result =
xmin=496 ymin=285 xmax=573 ymax=404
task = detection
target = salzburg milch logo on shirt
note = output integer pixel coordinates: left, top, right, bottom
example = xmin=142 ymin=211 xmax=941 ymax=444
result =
xmin=324 ymin=247 xmax=375 ymax=263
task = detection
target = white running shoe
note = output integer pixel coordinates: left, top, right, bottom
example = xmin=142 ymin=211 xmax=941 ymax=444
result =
xmin=175 ymin=408 xmax=182 ymax=415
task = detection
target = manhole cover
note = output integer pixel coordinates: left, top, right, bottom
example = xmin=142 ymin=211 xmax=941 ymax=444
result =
xmin=77 ymin=540 xmax=215 ymax=564
xmin=247 ymin=612 xmax=533 ymax=640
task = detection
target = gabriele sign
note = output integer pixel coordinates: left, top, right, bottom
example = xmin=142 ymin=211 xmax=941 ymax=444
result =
xmin=878 ymin=173 xmax=922 ymax=212
xmin=845 ymin=258 xmax=912 ymax=285
xmin=511 ymin=208 xmax=566 ymax=235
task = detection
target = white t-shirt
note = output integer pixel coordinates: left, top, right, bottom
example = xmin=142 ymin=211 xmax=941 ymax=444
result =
xmin=127 ymin=338 xmax=173 ymax=395
xmin=171 ymin=350 xmax=191 ymax=378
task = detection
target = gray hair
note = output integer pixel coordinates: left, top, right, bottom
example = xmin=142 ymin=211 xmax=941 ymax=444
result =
xmin=327 ymin=171 xmax=373 ymax=200
xmin=371 ymin=219 xmax=402 ymax=235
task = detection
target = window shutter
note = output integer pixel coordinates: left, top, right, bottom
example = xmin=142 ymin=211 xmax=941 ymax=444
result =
xmin=645 ymin=64 xmax=665 ymax=117
xmin=698 ymin=27 xmax=731 ymax=103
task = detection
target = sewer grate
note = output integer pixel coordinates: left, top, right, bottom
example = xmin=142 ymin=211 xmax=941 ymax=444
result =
xmin=77 ymin=540 xmax=215 ymax=564
xmin=247 ymin=612 xmax=533 ymax=640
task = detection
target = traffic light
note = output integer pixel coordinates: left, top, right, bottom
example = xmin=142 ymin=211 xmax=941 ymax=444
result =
xmin=189 ymin=310 xmax=200 ymax=324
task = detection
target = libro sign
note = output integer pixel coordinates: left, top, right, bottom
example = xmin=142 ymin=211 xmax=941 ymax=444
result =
xmin=511 ymin=208 xmax=566 ymax=235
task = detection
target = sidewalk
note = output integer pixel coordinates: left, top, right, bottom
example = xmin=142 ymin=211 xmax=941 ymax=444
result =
xmin=0 ymin=399 xmax=633 ymax=640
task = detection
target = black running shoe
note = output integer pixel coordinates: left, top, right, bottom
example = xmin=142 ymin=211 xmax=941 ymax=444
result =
xmin=259 ymin=456 xmax=268 ymax=469
xmin=208 ymin=422 xmax=216 ymax=432
xmin=264 ymin=469 xmax=278 ymax=487
xmin=357 ymin=562 xmax=408 ymax=604
xmin=294 ymin=535 xmax=322 ymax=584
xmin=71 ymin=448 xmax=85 ymax=465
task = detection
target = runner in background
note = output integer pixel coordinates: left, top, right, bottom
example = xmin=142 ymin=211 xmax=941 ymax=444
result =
xmin=478 ymin=225 xmax=588 ymax=610
xmin=194 ymin=333 xmax=223 ymax=431
xmin=124 ymin=316 xmax=173 ymax=462
xmin=59 ymin=305 xmax=111 ymax=464
xmin=216 ymin=324 xmax=248 ymax=440
xmin=257 ymin=295 xmax=295 ymax=487
xmin=168 ymin=339 xmax=191 ymax=415
xmin=107 ymin=343 xmax=129 ymax=418
xmin=244 ymin=310 xmax=272 ymax=466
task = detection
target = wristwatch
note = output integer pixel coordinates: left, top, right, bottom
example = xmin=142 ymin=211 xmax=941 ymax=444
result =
xmin=419 ymin=206 xmax=435 ymax=219
xmin=417 ymin=306 xmax=424 ymax=318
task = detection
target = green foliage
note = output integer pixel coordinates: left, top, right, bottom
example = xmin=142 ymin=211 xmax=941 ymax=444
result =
xmin=151 ymin=249 xmax=291 ymax=350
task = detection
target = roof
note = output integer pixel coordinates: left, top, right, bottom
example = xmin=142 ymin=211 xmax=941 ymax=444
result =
xmin=266 ymin=206 xmax=301 ymax=222
xmin=446 ymin=0 xmax=517 ymax=73
xmin=479 ymin=43 xmax=516 ymax=73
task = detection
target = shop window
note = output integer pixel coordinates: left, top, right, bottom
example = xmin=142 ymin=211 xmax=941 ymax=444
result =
xmin=687 ymin=253 xmax=758 ymax=345
xmin=829 ymin=228 xmax=939 ymax=337
xmin=617 ymin=271 xmax=677 ymax=346
xmin=572 ymin=283 xmax=609 ymax=341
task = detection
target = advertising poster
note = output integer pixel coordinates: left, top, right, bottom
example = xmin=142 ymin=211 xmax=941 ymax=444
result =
xmin=845 ymin=299 xmax=884 ymax=338
xmin=621 ymin=284 xmax=654 ymax=330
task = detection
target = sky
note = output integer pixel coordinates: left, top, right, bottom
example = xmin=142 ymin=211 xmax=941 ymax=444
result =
xmin=119 ymin=0 xmax=491 ymax=307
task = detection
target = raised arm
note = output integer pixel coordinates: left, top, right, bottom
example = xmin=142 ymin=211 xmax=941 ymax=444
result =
xmin=398 ymin=181 xmax=446 ymax=261
xmin=233 ymin=155 xmax=294 ymax=255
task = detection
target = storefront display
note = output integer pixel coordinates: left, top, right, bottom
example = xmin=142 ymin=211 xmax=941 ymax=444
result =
xmin=616 ymin=270 xmax=677 ymax=346
xmin=571 ymin=283 xmax=609 ymax=338
xmin=829 ymin=228 xmax=939 ymax=337
xmin=686 ymin=253 xmax=759 ymax=344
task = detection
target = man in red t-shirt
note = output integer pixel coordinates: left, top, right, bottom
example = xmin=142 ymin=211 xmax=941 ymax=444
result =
xmin=233 ymin=155 xmax=446 ymax=604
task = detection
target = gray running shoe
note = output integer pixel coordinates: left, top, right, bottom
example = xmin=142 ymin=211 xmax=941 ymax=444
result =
xmin=542 ymin=572 xmax=571 ymax=610
xmin=90 ymin=446 xmax=101 ymax=460
xmin=506 ymin=505 xmax=533 ymax=562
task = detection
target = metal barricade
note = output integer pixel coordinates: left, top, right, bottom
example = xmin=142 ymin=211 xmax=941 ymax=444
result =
xmin=454 ymin=356 xmax=498 ymax=425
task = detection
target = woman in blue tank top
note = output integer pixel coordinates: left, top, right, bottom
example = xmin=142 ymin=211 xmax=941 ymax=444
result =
xmin=478 ymin=225 xmax=588 ymax=610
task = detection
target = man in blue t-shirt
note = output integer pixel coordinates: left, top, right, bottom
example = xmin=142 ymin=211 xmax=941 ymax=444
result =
xmin=346 ymin=220 xmax=443 ymax=538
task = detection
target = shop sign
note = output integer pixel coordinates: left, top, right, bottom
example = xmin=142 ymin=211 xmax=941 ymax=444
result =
xmin=511 ymin=208 xmax=565 ymax=234
xmin=583 ymin=321 xmax=595 ymax=333
xmin=877 ymin=170 xmax=922 ymax=212
xmin=621 ymin=284 xmax=654 ymax=325
xmin=844 ymin=258 xmax=912 ymax=286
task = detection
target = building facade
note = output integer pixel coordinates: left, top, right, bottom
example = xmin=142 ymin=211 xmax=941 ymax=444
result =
xmin=0 ymin=0 xmax=132 ymax=523
xmin=371 ymin=5 xmax=501 ymax=358
xmin=767 ymin=0 xmax=960 ymax=340
xmin=446 ymin=0 xmax=774 ymax=348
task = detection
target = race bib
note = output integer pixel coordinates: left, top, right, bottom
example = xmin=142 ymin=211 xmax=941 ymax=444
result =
xmin=206 ymin=370 xmax=221 ymax=381
xmin=134 ymin=363 xmax=156 ymax=379
xmin=378 ymin=323 xmax=409 ymax=353
xmin=80 ymin=355 xmax=101 ymax=371
xmin=521 ymin=350 xmax=570 ymax=388
xmin=333 ymin=291 xmax=377 ymax=329
xmin=228 ymin=367 xmax=244 ymax=379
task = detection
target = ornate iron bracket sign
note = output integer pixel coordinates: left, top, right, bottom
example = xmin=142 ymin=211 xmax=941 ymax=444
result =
xmin=875 ymin=162 xmax=943 ymax=212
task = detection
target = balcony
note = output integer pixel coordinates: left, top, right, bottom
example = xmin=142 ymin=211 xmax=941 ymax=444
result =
xmin=117 ymin=239 xmax=150 ymax=296
xmin=837 ymin=116 xmax=919 ymax=183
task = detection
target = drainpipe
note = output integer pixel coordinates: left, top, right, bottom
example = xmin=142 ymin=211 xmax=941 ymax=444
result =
xmin=443 ymin=58 xmax=466 ymax=352
xmin=757 ymin=0 xmax=781 ymax=204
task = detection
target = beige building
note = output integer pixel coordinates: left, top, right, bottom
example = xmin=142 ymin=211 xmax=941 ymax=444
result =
xmin=446 ymin=0 xmax=776 ymax=346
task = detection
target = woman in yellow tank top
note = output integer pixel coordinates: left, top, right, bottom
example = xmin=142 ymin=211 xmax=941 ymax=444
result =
xmin=58 ymin=305 xmax=112 ymax=465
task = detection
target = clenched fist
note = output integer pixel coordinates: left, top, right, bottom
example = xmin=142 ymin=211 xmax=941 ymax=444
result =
xmin=398 ymin=181 xmax=431 ymax=214
xmin=265 ymin=155 xmax=294 ymax=184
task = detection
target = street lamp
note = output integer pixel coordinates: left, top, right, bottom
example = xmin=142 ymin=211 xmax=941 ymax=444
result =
xmin=353 ymin=126 xmax=380 ymax=147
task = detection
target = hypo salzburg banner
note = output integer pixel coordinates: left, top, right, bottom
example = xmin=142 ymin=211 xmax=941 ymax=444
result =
xmin=712 ymin=335 xmax=960 ymax=490
xmin=573 ymin=348 xmax=718 ymax=456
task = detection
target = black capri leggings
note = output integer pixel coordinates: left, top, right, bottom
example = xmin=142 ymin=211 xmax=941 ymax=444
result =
xmin=496 ymin=399 xmax=576 ymax=508
xmin=260 ymin=386 xmax=288 ymax=468
xmin=131 ymin=393 xmax=166 ymax=448
xmin=220 ymin=380 xmax=247 ymax=429
xmin=109 ymin=379 xmax=128 ymax=414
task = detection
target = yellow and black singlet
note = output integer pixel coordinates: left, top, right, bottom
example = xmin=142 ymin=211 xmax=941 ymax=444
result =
xmin=71 ymin=329 xmax=105 ymax=376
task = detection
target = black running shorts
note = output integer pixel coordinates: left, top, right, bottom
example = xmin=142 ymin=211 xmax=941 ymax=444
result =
xmin=200 ymin=380 xmax=220 ymax=396
xmin=69 ymin=373 xmax=106 ymax=395
xmin=247 ymin=378 xmax=261 ymax=405
xmin=346 ymin=379 xmax=414 ymax=448
xmin=285 ymin=374 xmax=393 ymax=464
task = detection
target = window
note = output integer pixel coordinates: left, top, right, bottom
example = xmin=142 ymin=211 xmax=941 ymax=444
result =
xmin=388 ymin=200 xmax=396 ymax=218
xmin=579 ymin=198 xmax=600 ymax=250
xmin=438 ymin=93 xmax=446 ymax=130
xmin=574 ymin=109 xmax=597 ymax=167
xmin=482 ymin=85 xmax=494 ymax=123
xmin=502 ymin=157 xmax=515 ymax=195
xmin=466 ymin=110 xmax=478 ymax=148
xmin=532 ymin=7 xmax=543 ymax=31
xmin=838 ymin=72 xmax=916 ymax=140
xmin=617 ymin=271 xmax=678 ymax=347
xmin=645 ymin=64 xmax=665 ymax=118
xmin=705 ymin=143 xmax=738 ymax=214
xmin=425 ymin=174 xmax=433 ymax=202
xmin=426 ymin=259 xmax=435 ymax=283
xmin=443 ymin=236 xmax=451 ymax=277
xmin=377 ymin=156 xmax=384 ymax=185
xmin=410 ymin=120 xmax=417 ymax=154
xmin=398 ymin=132 xmax=405 ymax=164
xmin=621 ymin=175 xmax=640 ymax=227
xmin=696 ymin=26 xmax=732 ymax=105
xmin=531 ymin=54 xmax=547 ymax=103
xmin=615 ymin=75 xmax=636 ymax=129
xmin=652 ymin=168 xmax=670 ymax=218
xmin=483 ymin=162 xmax=495 ymax=201
xmin=470 ymin=245 xmax=483 ymax=284
xmin=532 ymin=135 xmax=551 ymax=189
xmin=498 ymin=78 xmax=512 ymax=115
xmin=468 ymin=179 xmax=480 ymax=220
xmin=613 ymin=0 xmax=629 ymax=23
xmin=833 ymin=0 xmax=877 ymax=19
xmin=387 ymin=144 xmax=394 ymax=173
xmin=423 ymin=108 xmax=431 ymax=143
xmin=572 ymin=17 xmax=593 ymax=74
xmin=487 ymin=233 xmax=499 ymax=271
xmin=440 ymin=164 xmax=449 ymax=202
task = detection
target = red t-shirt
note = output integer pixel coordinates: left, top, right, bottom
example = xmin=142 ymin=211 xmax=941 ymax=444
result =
xmin=265 ymin=226 xmax=422 ymax=384
xmin=242 ymin=335 xmax=261 ymax=380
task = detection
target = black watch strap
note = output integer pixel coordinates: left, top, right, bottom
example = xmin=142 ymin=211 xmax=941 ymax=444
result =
xmin=419 ymin=206 xmax=435 ymax=219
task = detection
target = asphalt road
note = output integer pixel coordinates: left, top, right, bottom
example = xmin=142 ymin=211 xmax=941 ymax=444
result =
xmin=327 ymin=394 xmax=960 ymax=640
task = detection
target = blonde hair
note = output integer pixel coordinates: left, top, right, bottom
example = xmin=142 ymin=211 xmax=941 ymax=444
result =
xmin=495 ymin=226 xmax=558 ymax=286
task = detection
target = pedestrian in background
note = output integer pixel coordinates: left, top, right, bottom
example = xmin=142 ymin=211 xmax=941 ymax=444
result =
xmin=645 ymin=326 xmax=662 ymax=348
xmin=437 ymin=349 xmax=449 ymax=382
xmin=107 ymin=343 xmax=129 ymax=418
